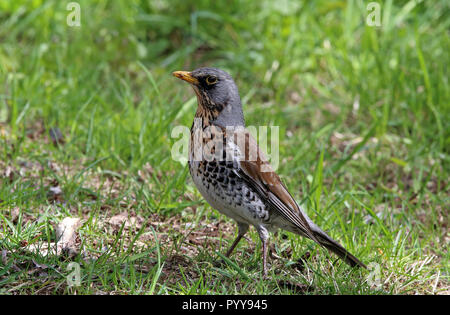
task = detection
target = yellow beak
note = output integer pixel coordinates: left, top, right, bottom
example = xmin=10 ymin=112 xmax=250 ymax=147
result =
xmin=172 ymin=71 xmax=199 ymax=85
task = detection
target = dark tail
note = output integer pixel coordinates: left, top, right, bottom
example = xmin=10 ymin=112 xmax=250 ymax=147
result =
xmin=310 ymin=225 xmax=367 ymax=269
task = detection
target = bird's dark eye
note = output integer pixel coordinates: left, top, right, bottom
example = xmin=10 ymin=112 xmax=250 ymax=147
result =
xmin=205 ymin=76 xmax=218 ymax=85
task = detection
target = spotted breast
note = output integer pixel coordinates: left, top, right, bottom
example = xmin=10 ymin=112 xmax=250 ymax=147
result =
xmin=188 ymin=123 xmax=270 ymax=227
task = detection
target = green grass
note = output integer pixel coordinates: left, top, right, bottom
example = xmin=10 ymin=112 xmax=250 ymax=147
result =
xmin=0 ymin=0 xmax=448 ymax=294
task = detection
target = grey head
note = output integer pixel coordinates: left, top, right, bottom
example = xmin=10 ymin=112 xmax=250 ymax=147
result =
xmin=173 ymin=67 xmax=245 ymax=127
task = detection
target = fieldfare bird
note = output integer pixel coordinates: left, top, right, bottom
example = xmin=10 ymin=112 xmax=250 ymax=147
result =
xmin=173 ymin=67 xmax=366 ymax=276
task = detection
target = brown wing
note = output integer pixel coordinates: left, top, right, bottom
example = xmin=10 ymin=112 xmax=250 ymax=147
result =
xmin=229 ymin=128 xmax=318 ymax=242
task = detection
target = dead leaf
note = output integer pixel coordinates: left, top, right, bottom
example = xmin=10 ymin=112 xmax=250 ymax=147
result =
xmin=108 ymin=212 xmax=143 ymax=230
xmin=55 ymin=217 xmax=82 ymax=257
xmin=48 ymin=185 xmax=64 ymax=203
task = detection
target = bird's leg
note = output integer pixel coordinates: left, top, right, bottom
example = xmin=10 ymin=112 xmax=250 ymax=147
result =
xmin=262 ymin=238 xmax=268 ymax=277
xmin=257 ymin=226 xmax=270 ymax=277
xmin=225 ymin=234 xmax=244 ymax=257
xmin=225 ymin=223 xmax=249 ymax=257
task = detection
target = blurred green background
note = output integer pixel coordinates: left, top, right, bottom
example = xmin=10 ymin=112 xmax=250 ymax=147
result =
xmin=0 ymin=0 xmax=448 ymax=294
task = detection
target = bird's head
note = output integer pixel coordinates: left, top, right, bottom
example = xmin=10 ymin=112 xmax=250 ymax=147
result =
xmin=173 ymin=67 xmax=245 ymax=127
